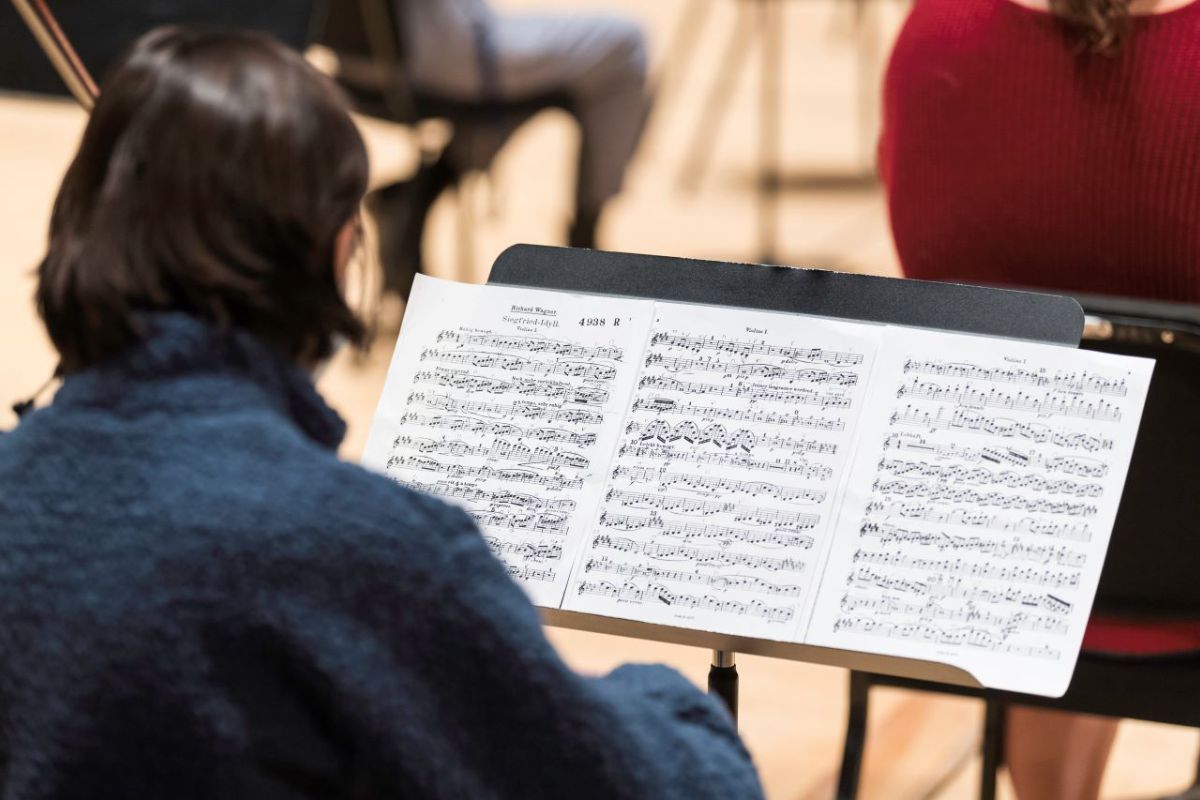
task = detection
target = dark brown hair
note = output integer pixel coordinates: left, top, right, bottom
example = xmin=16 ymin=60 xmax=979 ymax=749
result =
xmin=37 ymin=26 xmax=369 ymax=374
xmin=1051 ymin=0 xmax=1133 ymax=55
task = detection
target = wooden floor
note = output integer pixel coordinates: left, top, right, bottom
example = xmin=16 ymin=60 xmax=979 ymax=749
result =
xmin=1 ymin=1 xmax=1196 ymax=797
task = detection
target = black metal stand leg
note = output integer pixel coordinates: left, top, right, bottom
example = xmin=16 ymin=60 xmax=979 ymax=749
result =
xmin=835 ymin=672 xmax=872 ymax=800
xmin=708 ymin=650 xmax=739 ymax=724
xmin=980 ymin=699 xmax=1006 ymax=800
xmin=757 ymin=0 xmax=783 ymax=264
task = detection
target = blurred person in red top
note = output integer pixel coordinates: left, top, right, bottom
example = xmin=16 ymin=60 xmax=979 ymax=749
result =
xmin=880 ymin=1 xmax=1200 ymax=798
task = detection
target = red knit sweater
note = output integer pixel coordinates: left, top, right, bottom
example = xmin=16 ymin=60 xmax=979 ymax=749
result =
xmin=881 ymin=0 xmax=1200 ymax=653
xmin=881 ymin=0 xmax=1200 ymax=302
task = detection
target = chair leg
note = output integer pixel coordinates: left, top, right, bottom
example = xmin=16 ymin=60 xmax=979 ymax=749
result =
xmin=835 ymin=672 xmax=873 ymax=800
xmin=980 ymin=699 xmax=1006 ymax=800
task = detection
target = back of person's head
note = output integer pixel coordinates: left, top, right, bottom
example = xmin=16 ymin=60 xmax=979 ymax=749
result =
xmin=1052 ymin=0 xmax=1133 ymax=55
xmin=37 ymin=26 xmax=369 ymax=375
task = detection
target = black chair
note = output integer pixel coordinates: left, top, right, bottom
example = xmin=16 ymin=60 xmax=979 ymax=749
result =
xmin=313 ymin=0 xmax=576 ymax=290
xmin=835 ymin=293 xmax=1200 ymax=800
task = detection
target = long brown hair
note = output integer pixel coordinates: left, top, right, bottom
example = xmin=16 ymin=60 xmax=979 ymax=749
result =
xmin=37 ymin=26 xmax=369 ymax=374
xmin=1051 ymin=0 xmax=1133 ymax=54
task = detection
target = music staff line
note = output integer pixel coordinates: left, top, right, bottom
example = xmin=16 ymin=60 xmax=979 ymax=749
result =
xmin=626 ymin=419 xmax=840 ymax=456
xmin=592 ymin=534 xmax=809 ymax=573
xmin=400 ymin=413 xmax=598 ymax=448
xmin=879 ymin=458 xmax=1104 ymax=496
xmin=584 ymin=556 xmax=803 ymax=597
xmin=839 ymin=593 xmax=1070 ymax=635
xmin=607 ymin=489 xmax=825 ymax=526
xmin=641 ymin=375 xmax=857 ymax=401
xmin=420 ymin=347 xmax=618 ymax=382
xmin=897 ymin=379 xmax=1122 ymax=422
xmin=832 ymin=616 xmax=1065 ymax=658
xmin=602 ymin=510 xmax=819 ymax=546
xmin=846 ymin=567 xmax=1075 ymax=614
xmin=870 ymin=481 xmax=1099 ymax=515
xmin=435 ymin=330 xmax=624 ymax=361
xmin=484 ymin=536 xmax=563 ymax=563
xmin=860 ymin=523 xmax=1087 ymax=567
xmin=645 ymin=353 xmax=856 ymax=383
xmin=902 ymin=359 xmax=1128 ymax=397
xmin=387 ymin=455 xmax=585 ymax=491
xmin=650 ymin=331 xmax=864 ymax=365
xmin=398 ymin=479 xmax=577 ymax=514
xmin=391 ymin=437 xmax=590 ymax=470
xmin=613 ymin=466 xmax=837 ymax=498
xmin=850 ymin=549 xmax=1081 ymax=589
xmin=577 ymin=580 xmax=795 ymax=623
xmin=889 ymin=406 xmax=1115 ymax=452
xmin=407 ymin=392 xmax=605 ymax=426
xmin=631 ymin=396 xmax=847 ymax=430
xmin=883 ymin=435 xmax=1110 ymax=477
xmin=861 ymin=506 xmax=1093 ymax=541
xmin=415 ymin=367 xmax=609 ymax=406
xmin=473 ymin=509 xmax=569 ymax=536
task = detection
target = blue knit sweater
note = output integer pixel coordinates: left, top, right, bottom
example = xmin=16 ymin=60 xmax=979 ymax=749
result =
xmin=0 ymin=314 xmax=763 ymax=800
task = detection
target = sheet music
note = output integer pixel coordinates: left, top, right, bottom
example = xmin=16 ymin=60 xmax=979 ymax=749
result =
xmin=562 ymin=303 xmax=882 ymax=640
xmin=364 ymin=276 xmax=1156 ymax=696
xmin=806 ymin=327 xmax=1153 ymax=694
xmin=362 ymin=276 xmax=654 ymax=607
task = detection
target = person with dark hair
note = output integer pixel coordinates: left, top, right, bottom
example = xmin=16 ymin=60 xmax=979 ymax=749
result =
xmin=0 ymin=26 xmax=763 ymax=799
xmin=880 ymin=1 xmax=1200 ymax=798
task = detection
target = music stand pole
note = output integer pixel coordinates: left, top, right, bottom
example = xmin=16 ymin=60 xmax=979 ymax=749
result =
xmin=708 ymin=649 xmax=739 ymax=723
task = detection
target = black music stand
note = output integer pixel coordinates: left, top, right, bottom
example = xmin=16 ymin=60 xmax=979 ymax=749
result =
xmin=487 ymin=244 xmax=1084 ymax=721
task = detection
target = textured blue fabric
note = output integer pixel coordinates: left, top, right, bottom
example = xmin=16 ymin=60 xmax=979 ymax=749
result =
xmin=0 ymin=314 xmax=763 ymax=800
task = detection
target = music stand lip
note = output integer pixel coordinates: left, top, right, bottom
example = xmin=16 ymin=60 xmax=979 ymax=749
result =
xmin=539 ymin=607 xmax=983 ymax=689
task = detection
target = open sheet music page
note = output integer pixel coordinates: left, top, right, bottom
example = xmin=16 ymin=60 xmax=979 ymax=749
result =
xmin=364 ymin=275 xmax=1155 ymax=696
xmin=562 ymin=301 xmax=882 ymax=641
xmin=805 ymin=327 xmax=1154 ymax=695
xmin=362 ymin=276 xmax=655 ymax=607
